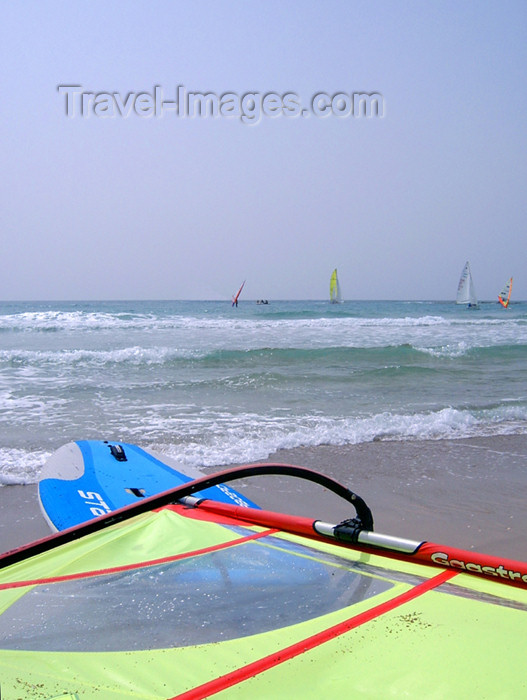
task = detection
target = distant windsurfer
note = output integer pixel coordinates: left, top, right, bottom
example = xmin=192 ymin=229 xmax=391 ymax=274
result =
xmin=232 ymin=280 xmax=245 ymax=307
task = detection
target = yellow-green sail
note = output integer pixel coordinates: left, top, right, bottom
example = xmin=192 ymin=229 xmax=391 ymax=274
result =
xmin=329 ymin=269 xmax=342 ymax=303
xmin=2 ymin=498 xmax=527 ymax=698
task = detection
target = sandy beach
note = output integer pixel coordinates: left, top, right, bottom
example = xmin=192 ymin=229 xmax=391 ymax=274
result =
xmin=1 ymin=434 xmax=526 ymax=561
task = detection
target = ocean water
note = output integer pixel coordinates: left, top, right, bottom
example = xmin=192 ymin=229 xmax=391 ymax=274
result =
xmin=1 ymin=299 xmax=526 ymax=485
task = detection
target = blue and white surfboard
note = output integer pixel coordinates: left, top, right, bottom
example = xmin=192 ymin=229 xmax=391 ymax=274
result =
xmin=38 ymin=440 xmax=258 ymax=532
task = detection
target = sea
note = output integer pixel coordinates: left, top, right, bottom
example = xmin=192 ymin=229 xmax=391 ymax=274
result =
xmin=1 ymin=299 xmax=526 ymax=486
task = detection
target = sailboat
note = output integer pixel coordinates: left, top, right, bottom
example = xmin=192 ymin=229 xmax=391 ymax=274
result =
xmin=329 ymin=269 xmax=342 ymax=304
xmin=498 ymin=277 xmax=513 ymax=308
xmin=456 ymin=261 xmax=478 ymax=307
xmin=232 ymin=280 xmax=245 ymax=307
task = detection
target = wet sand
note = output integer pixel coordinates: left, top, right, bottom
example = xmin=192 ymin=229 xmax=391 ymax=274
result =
xmin=1 ymin=435 xmax=526 ymax=561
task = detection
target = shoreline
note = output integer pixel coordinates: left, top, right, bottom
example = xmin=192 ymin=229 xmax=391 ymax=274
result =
xmin=1 ymin=434 xmax=526 ymax=561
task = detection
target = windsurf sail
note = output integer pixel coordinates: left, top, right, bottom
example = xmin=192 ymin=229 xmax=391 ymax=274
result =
xmin=498 ymin=277 xmax=513 ymax=308
xmin=329 ymin=268 xmax=342 ymax=303
xmin=456 ymin=261 xmax=478 ymax=307
xmin=1 ymin=462 xmax=527 ymax=698
xmin=232 ymin=279 xmax=245 ymax=306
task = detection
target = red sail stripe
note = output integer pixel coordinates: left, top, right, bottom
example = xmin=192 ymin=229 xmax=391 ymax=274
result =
xmin=170 ymin=569 xmax=458 ymax=700
xmin=0 ymin=528 xmax=277 ymax=590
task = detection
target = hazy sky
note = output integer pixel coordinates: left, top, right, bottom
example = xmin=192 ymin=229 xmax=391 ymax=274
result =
xmin=1 ymin=1 xmax=525 ymax=301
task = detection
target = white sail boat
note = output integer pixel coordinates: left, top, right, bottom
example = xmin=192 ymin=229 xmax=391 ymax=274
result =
xmin=329 ymin=269 xmax=342 ymax=304
xmin=498 ymin=277 xmax=513 ymax=308
xmin=456 ymin=261 xmax=478 ymax=307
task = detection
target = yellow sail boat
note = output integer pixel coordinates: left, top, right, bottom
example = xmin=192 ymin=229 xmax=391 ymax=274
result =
xmin=329 ymin=269 xmax=342 ymax=303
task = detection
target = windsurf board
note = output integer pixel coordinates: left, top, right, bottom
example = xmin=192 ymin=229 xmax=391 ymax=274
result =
xmin=38 ymin=440 xmax=258 ymax=532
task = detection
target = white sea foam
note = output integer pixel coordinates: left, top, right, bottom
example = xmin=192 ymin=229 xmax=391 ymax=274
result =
xmin=0 ymin=448 xmax=51 ymax=485
xmin=0 ymin=308 xmax=523 ymax=333
xmin=2 ymin=404 xmax=526 ymax=486
xmin=0 ymin=346 xmax=181 ymax=367
xmin=87 ymin=405 xmax=527 ymax=472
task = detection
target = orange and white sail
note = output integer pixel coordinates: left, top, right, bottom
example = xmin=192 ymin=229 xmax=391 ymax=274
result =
xmin=498 ymin=277 xmax=513 ymax=308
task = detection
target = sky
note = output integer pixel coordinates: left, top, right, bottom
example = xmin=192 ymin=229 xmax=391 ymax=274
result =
xmin=1 ymin=0 xmax=526 ymax=301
